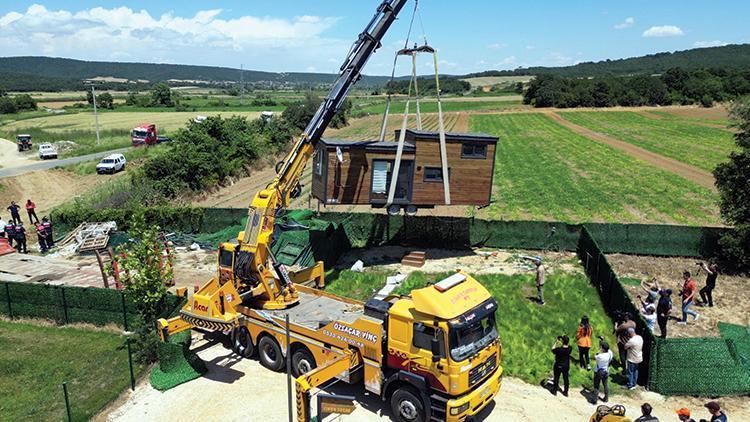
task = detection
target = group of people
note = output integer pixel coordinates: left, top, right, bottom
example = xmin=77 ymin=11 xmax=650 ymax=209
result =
xmin=630 ymin=401 xmax=729 ymax=422
xmin=638 ymin=263 xmax=720 ymax=339
xmin=0 ymin=200 xmax=54 ymax=253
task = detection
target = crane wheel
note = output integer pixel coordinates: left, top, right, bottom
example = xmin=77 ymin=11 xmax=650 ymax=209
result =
xmin=291 ymin=348 xmax=317 ymax=377
xmin=231 ymin=327 xmax=255 ymax=358
xmin=258 ymin=336 xmax=285 ymax=372
xmin=390 ymin=386 xmax=426 ymax=422
xmin=387 ymin=204 xmax=401 ymax=216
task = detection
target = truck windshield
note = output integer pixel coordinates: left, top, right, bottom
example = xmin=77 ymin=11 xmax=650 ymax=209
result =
xmin=132 ymin=130 xmax=149 ymax=138
xmin=449 ymin=301 xmax=498 ymax=362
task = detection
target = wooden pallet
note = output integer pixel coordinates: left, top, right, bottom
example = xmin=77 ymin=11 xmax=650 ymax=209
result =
xmin=79 ymin=235 xmax=110 ymax=252
xmin=401 ymin=251 xmax=426 ymax=268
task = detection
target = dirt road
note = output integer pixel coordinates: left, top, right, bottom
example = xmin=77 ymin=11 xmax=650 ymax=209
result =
xmin=103 ymin=334 xmax=750 ymax=422
xmin=546 ymin=112 xmax=717 ymax=190
xmin=0 ymin=138 xmax=36 ymax=170
xmin=0 ymin=146 xmax=130 ymax=178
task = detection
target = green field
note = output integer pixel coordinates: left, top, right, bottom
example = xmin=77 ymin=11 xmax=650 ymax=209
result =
xmin=0 ymin=320 xmax=144 ymax=421
xmin=559 ymin=111 xmax=736 ymax=172
xmin=325 ymin=270 xmax=621 ymax=391
xmin=471 ymin=113 xmax=719 ymax=225
xmin=356 ymin=99 xmax=525 ymax=115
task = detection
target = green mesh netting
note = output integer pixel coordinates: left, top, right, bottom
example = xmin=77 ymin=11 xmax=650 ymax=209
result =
xmin=149 ymin=331 xmax=207 ymax=391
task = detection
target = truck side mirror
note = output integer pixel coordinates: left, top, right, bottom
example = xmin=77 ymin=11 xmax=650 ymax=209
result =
xmin=431 ymin=337 xmax=441 ymax=362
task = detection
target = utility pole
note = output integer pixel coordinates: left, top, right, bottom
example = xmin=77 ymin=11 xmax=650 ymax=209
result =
xmin=91 ymin=85 xmax=101 ymax=146
xmin=240 ymin=64 xmax=245 ymax=106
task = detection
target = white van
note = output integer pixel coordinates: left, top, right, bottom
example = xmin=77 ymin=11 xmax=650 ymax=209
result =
xmin=96 ymin=154 xmax=127 ymax=174
xmin=38 ymin=143 xmax=58 ymax=160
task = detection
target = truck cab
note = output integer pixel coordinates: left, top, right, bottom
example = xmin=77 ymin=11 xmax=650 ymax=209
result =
xmin=378 ymin=273 xmax=503 ymax=422
xmin=131 ymin=124 xmax=157 ymax=147
xmin=16 ymin=134 xmax=32 ymax=152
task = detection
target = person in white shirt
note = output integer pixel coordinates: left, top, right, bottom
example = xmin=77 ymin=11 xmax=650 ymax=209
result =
xmin=624 ymin=328 xmax=644 ymax=390
xmin=641 ymin=304 xmax=657 ymax=333
xmin=593 ymin=341 xmax=614 ymax=403
xmin=0 ymin=216 xmax=6 ymax=239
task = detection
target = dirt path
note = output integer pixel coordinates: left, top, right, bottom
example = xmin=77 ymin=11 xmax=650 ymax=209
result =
xmin=103 ymin=335 xmax=750 ymax=422
xmin=546 ymin=112 xmax=717 ymax=190
xmin=0 ymin=138 xmax=36 ymax=170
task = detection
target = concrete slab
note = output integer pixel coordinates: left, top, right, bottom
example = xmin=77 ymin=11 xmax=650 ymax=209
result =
xmin=0 ymin=253 xmax=104 ymax=288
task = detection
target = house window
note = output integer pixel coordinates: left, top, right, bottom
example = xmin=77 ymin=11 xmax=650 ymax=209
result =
xmin=372 ymin=160 xmax=391 ymax=194
xmin=424 ymin=167 xmax=449 ymax=183
xmin=461 ymin=143 xmax=487 ymax=159
xmin=314 ymin=151 xmax=323 ymax=176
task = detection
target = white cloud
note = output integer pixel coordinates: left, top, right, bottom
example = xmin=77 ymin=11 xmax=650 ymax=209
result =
xmin=488 ymin=42 xmax=506 ymax=50
xmin=547 ymin=52 xmax=576 ymax=66
xmin=0 ymin=4 xmax=345 ymax=72
xmin=498 ymin=56 xmax=517 ymax=66
xmin=614 ymin=17 xmax=635 ymax=30
xmin=526 ymin=45 xmax=536 ymax=50
xmin=642 ymin=25 xmax=684 ymax=38
xmin=693 ymin=40 xmax=728 ymax=48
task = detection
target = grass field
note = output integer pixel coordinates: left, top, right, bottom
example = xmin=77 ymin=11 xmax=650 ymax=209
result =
xmin=559 ymin=111 xmax=736 ymax=172
xmin=0 ymin=320 xmax=145 ymax=421
xmin=325 ymin=270 xmax=621 ymax=391
xmin=356 ymin=99 xmax=525 ymax=115
xmin=62 ymin=143 xmax=169 ymax=175
xmin=471 ymin=113 xmax=719 ymax=225
xmin=461 ymin=76 xmax=533 ymax=88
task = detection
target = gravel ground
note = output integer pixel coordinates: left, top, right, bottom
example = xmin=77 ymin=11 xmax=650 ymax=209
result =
xmin=101 ymin=333 xmax=750 ymax=422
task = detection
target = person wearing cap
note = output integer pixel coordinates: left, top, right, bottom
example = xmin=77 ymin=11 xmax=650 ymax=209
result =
xmin=701 ymin=401 xmax=727 ymax=422
xmin=634 ymin=403 xmax=659 ymax=422
xmin=592 ymin=340 xmax=613 ymax=403
xmin=624 ymin=327 xmax=643 ymax=390
xmin=657 ymin=289 xmax=673 ymax=339
xmin=676 ymin=408 xmax=696 ymax=422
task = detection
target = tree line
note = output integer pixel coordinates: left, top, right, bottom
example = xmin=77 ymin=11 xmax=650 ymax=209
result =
xmin=523 ymin=68 xmax=750 ymax=108
xmin=0 ymin=87 xmax=37 ymax=114
xmin=384 ymin=77 xmax=471 ymax=96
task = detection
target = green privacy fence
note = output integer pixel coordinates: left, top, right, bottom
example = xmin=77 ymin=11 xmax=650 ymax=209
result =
xmin=0 ymin=281 xmax=185 ymax=328
xmin=576 ymin=227 xmax=750 ymax=396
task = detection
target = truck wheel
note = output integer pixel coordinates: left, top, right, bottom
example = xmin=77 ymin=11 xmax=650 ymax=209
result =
xmin=291 ymin=348 xmax=316 ymax=377
xmin=390 ymin=387 xmax=426 ymax=422
xmin=232 ymin=327 xmax=255 ymax=358
xmin=258 ymin=336 xmax=285 ymax=372
xmin=387 ymin=204 xmax=401 ymax=216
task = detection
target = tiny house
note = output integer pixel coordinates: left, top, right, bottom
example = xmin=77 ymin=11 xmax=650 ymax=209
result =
xmin=311 ymin=129 xmax=498 ymax=214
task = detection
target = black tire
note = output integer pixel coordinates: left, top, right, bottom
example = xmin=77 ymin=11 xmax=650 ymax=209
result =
xmin=275 ymin=160 xmax=285 ymax=174
xmin=290 ymin=183 xmax=302 ymax=199
xmin=390 ymin=387 xmax=426 ymax=422
xmin=232 ymin=327 xmax=255 ymax=358
xmin=291 ymin=348 xmax=316 ymax=377
xmin=258 ymin=336 xmax=285 ymax=372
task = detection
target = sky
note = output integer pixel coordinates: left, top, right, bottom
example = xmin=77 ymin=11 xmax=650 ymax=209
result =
xmin=0 ymin=1 xmax=748 ymax=76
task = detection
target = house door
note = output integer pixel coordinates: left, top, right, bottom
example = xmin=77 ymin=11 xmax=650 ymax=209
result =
xmin=370 ymin=159 xmax=413 ymax=204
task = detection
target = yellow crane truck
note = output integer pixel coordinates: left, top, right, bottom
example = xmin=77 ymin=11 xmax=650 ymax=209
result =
xmin=156 ymin=1 xmax=503 ymax=421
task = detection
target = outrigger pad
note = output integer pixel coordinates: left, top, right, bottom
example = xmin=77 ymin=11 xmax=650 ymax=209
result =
xmin=150 ymin=331 xmax=207 ymax=391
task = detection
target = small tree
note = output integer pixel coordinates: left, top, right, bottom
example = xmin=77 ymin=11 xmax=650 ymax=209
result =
xmin=150 ymin=83 xmax=174 ymax=107
xmin=125 ymin=91 xmax=138 ymax=106
xmin=714 ymin=97 xmax=750 ymax=273
xmin=98 ymin=92 xmax=114 ymax=109
xmin=117 ymin=217 xmax=173 ymax=362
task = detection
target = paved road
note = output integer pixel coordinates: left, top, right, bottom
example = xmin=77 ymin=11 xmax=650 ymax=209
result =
xmin=0 ymin=147 xmax=130 ymax=178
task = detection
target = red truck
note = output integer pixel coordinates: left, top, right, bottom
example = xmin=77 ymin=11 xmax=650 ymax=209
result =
xmin=131 ymin=123 xmax=170 ymax=147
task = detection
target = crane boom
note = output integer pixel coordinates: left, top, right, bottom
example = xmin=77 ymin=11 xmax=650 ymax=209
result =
xmin=158 ymin=0 xmax=410 ymax=339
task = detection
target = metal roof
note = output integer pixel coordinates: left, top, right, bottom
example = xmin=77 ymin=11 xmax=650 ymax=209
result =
xmin=320 ymin=139 xmax=416 ymax=152
xmin=397 ymin=129 xmax=499 ymax=143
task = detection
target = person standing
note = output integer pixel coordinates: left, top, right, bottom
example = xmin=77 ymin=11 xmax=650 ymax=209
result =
xmin=14 ymin=222 xmax=27 ymax=254
xmin=634 ymin=403 xmax=659 ymax=422
xmin=0 ymin=215 xmax=5 ymax=240
xmin=624 ymin=327 xmax=643 ymax=390
xmin=678 ymin=271 xmax=700 ymax=325
xmin=551 ymin=335 xmax=571 ymax=396
xmin=657 ymin=289 xmax=673 ymax=339
xmin=535 ymin=258 xmax=546 ymax=305
xmin=35 ymin=223 xmax=48 ymax=253
xmin=701 ymin=401 xmax=727 ymax=422
xmin=576 ymin=315 xmax=593 ymax=370
xmin=42 ymin=216 xmax=54 ymax=248
xmin=593 ymin=340 xmax=613 ymax=403
xmin=7 ymin=201 xmax=21 ymax=225
xmin=616 ymin=312 xmax=636 ymax=368
xmin=4 ymin=220 xmax=15 ymax=248
xmin=698 ymin=263 xmax=719 ymax=308
xmin=25 ymin=199 xmax=39 ymax=225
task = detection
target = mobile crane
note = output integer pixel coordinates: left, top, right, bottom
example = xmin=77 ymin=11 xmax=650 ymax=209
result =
xmin=156 ymin=1 xmax=503 ymax=421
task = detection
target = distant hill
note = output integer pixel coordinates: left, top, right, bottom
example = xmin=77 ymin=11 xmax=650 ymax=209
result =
xmin=0 ymin=56 xmax=394 ymax=91
xmin=465 ymin=44 xmax=750 ymax=78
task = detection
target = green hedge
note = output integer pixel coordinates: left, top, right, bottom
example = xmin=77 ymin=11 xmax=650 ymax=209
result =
xmin=0 ymin=282 xmax=184 ymax=327
xmin=150 ymin=331 xmax=206 ymax=391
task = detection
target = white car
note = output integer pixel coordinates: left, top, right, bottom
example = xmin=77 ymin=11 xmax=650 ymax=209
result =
xmin=96 ymin=154 xmax=127 ymax=174
xmin=38 ymin=143 xmax=58 ymax=160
